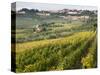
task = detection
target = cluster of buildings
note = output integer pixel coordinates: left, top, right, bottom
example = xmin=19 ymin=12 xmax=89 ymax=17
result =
xmin=54 ymin=9 xmax=82 ymax=14
xmin=35 ymin=9 xmax=82 ymax=16
xmin=16 ymin=8 xmax=97 ymax=21
xmin=17 ymin=8 xmax=97 ymax=16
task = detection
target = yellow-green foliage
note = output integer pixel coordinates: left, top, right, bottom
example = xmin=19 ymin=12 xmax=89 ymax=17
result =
xmin=81 ymin=37 xmax=97 ymax=68
xmin=16 ymin=31 xmax=95 ymax=53
xmin=16 ymin=31 xmax=96 ymax=72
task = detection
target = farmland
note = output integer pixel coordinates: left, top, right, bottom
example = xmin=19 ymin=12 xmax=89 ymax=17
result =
xmin=11 ymin=7 xmax=97 ymax=72
xmin=15 ymin=31 xmax=97 ymax=72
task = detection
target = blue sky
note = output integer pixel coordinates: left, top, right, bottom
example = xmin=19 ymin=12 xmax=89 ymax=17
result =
xmin=15 ymin=2 xmax=97 ymax=11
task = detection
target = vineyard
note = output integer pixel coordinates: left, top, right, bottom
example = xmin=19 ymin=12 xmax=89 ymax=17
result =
xmin=11 ymin=5 xmax=97 ymax=73
xmin=15 ymin=31 xmax=97 ymax=72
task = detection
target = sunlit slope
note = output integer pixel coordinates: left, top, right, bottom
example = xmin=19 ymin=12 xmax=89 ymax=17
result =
xmin=16 ymin=31 xmax=95 ymax=53
xmin=16 ymin=31 xmax=96 ymax=72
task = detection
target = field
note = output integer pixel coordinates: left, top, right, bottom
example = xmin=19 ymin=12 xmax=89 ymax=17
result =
xmin=11 ymin=7 xmax=97 ymax=73
xmin=14 ymin=31 xmax=97 ymax=72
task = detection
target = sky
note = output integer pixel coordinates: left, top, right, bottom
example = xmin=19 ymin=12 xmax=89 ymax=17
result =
xmin=12 ymin=1 xmax=97 ymax=11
